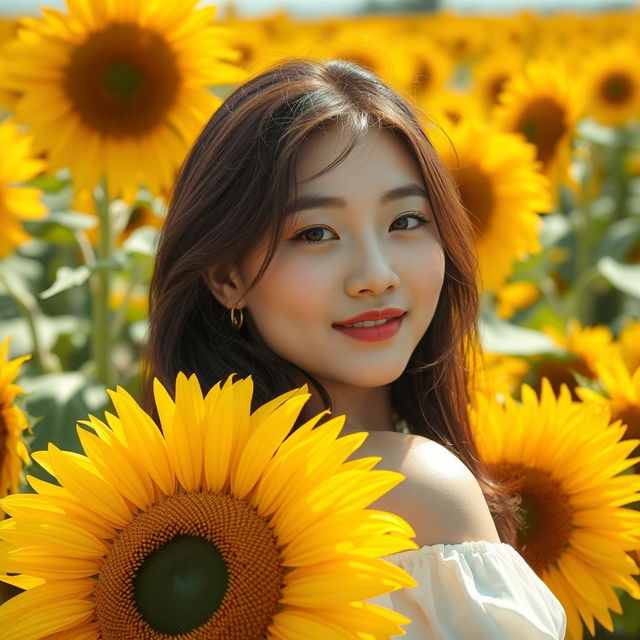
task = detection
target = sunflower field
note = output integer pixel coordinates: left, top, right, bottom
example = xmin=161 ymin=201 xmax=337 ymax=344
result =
xmin=1 ymin=1 xmax=640 ymax=638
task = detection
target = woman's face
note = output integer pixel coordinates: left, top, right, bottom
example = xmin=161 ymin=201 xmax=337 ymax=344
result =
xmin=236 ymin=126 xmax=445 ymax=391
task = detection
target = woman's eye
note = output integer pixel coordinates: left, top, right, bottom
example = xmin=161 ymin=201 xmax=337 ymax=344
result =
xmin=293 ymin=226 xmax=336 ymax=244
xmin=390 ymin=213 xmax=428 ymax=231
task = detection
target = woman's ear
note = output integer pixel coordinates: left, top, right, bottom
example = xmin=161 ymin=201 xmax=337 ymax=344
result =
xmin=203 ymin=266 xmax=247 ymax=309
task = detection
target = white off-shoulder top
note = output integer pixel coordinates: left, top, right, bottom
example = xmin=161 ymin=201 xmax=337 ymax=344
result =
xmin=368 ymin=540 xmax=567 ymax=639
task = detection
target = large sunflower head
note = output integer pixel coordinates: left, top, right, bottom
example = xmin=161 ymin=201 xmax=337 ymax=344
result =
xmin=0 ymin=0 xmax=243 ymax=201
xmin=581 ymin=41 xmax=640 ymax=127
xmin=471 ymin=379 xmax=640 ymax=640
xmin=0 ymin=119 xmax=47 ymax=258
xmin=493 ymin=59 xmax=585 ymax=186
xmin=0 ymin=337 xmax=30 ymax=500
xmin=0 ymin=373 xmax=416 ymax=639
xmin=430 ymin=118 xmax=552 ymax=290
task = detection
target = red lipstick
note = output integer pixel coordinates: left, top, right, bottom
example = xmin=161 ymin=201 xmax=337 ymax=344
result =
xmin=334 ymin=308 xmax=405 ymax=326
xmin=333 ymin=308 xmax=406 ymax=342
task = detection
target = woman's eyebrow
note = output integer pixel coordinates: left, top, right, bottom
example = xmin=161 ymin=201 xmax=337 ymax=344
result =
xmin=285 ymin=183 xmax=429 ymax=215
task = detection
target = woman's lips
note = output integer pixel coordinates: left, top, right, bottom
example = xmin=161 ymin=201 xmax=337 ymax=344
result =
xmin=332 ymin=314 xmax=405 ymax=342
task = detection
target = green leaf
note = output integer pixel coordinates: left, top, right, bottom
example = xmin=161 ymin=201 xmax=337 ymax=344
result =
xmin=576 ymin=118 xmax=618 ymax=146
xmin=21 ymin=372 xmax=109 ymax=482
xmin=539 ymin=213 xmax=571 ymax=249
xmin=479 ymin=313 xmax=562 ymax=355
xmin=40 ymin=265 xmax=92 ymax=299
xmin=0 ymin=315 xmax=90 ymax=362
xmin=595 ymin=217 xmax=640 ymax=261
xmin=47 ymin=210 xmax=97 ymax=231
xmin=28 ymin=173 xmax=70 ymax=193
xmin=597 ymin=257 xmax=640 ymax=300
xmin=122 ymin=226 xmax=159 ymax=257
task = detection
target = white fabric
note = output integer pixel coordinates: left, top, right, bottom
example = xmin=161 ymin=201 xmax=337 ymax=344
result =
xmin=368 ymin=540 xmax=567 ymax=639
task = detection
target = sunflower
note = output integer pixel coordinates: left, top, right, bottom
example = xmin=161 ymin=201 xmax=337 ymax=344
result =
xmin=219 ymin=18 xmax=270 ymax=70
xmin=581 ymin=42 xmax=640 ymax=127
xmin=471 ymin=350 xmax=530 ymax=401
xmin=494 ymin=59 xmax=584 ymax=186
xmin=0 ymin=373 xmax=416 ymax=639
xmin=0 ymin=19 xmax=18 ymax=108
xmin=0 ymin=0 xmax=243 ymax=201
xmin=312 ymin=25 xmax=404 ymax=91
xmin=0 ymin=337 xmax=30 ymax=500
xmin=472 ymin=52 xmax=524 ymax=117
xmin=495 ymin=280 xmax=540 ymax=319
xmin=534 ymin=319 xmax=620 ymax=398
xmin=417 ymin=88 xmax=484 ymax=129
xmin=576 ymin=357 xmax=640 ymax=450
xmin=430 ymin=119 xmax=552 ymax=290
xmin=0 ymin=120 xmax=47 ymax=258
xmin=397 ymin=35 xmax=454 ymax=101
xmin=430 ymin=13 xmax=489 ymax=64
xmin=618 ymin=319 xmax=640 ymax=374
xmin=470 ymin=379 xmax=640 ymax=640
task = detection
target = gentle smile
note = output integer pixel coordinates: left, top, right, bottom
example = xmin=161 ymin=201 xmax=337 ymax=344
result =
xmin=332 ymin=312 xmax=406 ymax=342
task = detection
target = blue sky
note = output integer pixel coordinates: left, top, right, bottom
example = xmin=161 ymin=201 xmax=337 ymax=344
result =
xmin=0 ymin=0 xmax=634 ymax=17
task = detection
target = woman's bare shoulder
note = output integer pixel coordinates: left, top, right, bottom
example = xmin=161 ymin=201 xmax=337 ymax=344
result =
xmin=353 ymin=430 xmax=501 ymax=547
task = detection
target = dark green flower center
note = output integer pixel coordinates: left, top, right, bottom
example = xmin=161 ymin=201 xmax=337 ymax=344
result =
xmin=106 ymin=62 xmax=142 ymax=99
xmin=601 ymin=73 xmax=633 ymax=104
xmin=134 ymin=535 xmax=228 ymax=635
xmin=94 ymin=491 xmax=284 ymax=639
xmin=516 ymin=97 xmax=567 ymax=168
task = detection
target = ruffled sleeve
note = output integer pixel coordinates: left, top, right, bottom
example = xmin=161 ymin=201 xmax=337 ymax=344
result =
xmin=368 ymin=540 xmax=567 ymax=639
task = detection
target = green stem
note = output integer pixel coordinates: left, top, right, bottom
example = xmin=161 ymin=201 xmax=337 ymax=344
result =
xmin=611 ymin=127 xmax=629 ymax=223
xmin=0 ymin=268 xmax=59 ymax=373
xmin=110 ymin=262 xmax=144 ymax=342
xmin=92 ymin=177 xmax=115 ymax=387
xmin=567 ymin=266 xmax=602 ymax=322
xmin=73 ymin=229 xmax=96 ymax=266
xmin=571 ymin=142 xmax=597 ymax=325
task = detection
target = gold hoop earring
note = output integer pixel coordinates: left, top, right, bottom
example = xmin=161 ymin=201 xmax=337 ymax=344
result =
xmin=229 ymin=306 xmax=244 ymax=330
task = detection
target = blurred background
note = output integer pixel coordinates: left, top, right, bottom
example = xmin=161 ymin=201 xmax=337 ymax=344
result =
xmin=1 ymin=0 xmax=640 ymax=638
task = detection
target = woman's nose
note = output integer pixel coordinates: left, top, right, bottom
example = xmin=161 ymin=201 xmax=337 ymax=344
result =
xmin=344 ymin=241 xmax=400 ymax=297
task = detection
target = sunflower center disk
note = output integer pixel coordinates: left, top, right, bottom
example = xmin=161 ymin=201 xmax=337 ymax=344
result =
xmin=64 ymin=24 xmax=180 ymax=137
xmin=516 ymin=97 xmax=566 ymax=168
xmin=414 ymin=61 xmax=433 ymax=94
xmin=615 ymin=404 xmax=640 ymax=452
xmin=534 ymin=355 xmax=592 ymax=399
xmin=489 ymin=463 xmax=573 ymax=575
xmin=94 ymin=492 xmax=284 ymax=639
xmin=489 ymin=75 xmax=508 ymax=105
xmin=134 ymin=535 xmax=228 ymax=635
xmin=454 ymin=164 xmax=494 ymax=236
xmin=601 ymin=73 xmax=633 ymax=104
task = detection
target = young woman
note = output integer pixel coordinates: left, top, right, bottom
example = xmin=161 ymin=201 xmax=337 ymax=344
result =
xmin=145 ymin=58 xmax=567 ymax=639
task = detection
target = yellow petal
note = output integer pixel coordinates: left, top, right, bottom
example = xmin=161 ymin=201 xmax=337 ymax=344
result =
xmin=232 ymin=393 xmax=310 ymax=499
xmin=0 ymin=579 xmax=95 ymax=640
xmin=282 ymin=557 xmax=416 ymax=606
xmin=0 ymin=518 xmax=108 ymax=558
xmin=46 ymin=444 xmax=132 ymax=528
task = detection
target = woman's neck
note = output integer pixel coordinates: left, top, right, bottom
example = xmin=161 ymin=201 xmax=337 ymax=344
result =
xmin=309 ymin=381 xmax=395 ymax=436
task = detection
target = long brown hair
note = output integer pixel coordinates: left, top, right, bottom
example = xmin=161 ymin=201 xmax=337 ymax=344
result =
xmin=145 ymin=58 xmax=520 ymax=545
